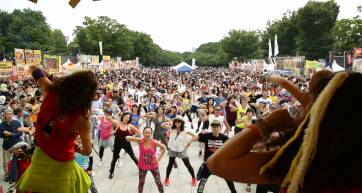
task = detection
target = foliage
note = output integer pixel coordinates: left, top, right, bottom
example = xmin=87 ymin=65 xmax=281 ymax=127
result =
xmin=295 ymin=0 xmax=339 ymax=60
xmin=0 ymin=9 xmax=67 ymax=57
xmin=221 ymin=30 xmax=263 ymax=61
xmin=73 ymin=16 xmax=134 ymax=59
xmin=261 ymin=11 xmax=298 ymax=57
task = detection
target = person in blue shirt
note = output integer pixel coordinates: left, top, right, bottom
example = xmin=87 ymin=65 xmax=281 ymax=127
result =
xmin=214 ymin=92 xmax=225 ymax=106
xmin=0 ymin=109 xmax=22 ymax=182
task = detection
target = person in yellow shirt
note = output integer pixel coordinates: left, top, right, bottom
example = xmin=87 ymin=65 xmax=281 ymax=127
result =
xmin=235 ymin=98 xmax=249 ymax=134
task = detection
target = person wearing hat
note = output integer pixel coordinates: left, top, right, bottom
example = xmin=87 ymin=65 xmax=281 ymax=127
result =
xmin=185 ymin=120 xmax=237 ymax=193
xmin=161 ymin=115 xmax=197 ymax=187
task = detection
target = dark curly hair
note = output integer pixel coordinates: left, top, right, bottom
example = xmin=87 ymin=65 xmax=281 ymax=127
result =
xmin=50 ymin=70 xmax=97 ymax=117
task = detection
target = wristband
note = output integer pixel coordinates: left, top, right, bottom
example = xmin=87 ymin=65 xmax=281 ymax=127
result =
xmin=31 ymin=69 xmax=46 ymax=81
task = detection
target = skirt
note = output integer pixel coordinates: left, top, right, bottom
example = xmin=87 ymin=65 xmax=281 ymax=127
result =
xmin=16 ymin=147 xmax=91 ymax=193
xmin=98 ymin=136 xmax=114 ymax=150
xmin=167 ymin=150 xmax=188 ymax=159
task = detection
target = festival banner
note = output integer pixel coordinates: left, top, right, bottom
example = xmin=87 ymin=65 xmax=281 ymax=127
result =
xmin=102 ymin=55 xmax=111 ymax=66
xmin=25 ymin=49 xmax=34 ymax=65
xmin=79 ymin=55 xmax=91 ymax=64
xmin=14 ymin=48 xmax=25 ymax=65
xmin=33 ymin=50 xmax=42 ymax=65
xmin=274 ymin=56 xmax=305 ymax=71
xmin=0 ymin=61 xmax=13 ymax=71
xmin=353 ymin=58 xmax=362 ymax=73
xmin=43 ymin=54 xmax=61 ymax=73
xmin=90 ymin=55 xmax=99 ymax=65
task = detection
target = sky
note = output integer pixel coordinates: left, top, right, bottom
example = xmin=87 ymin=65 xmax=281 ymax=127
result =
xmin=1 ymin=0 xmax=361 ymax=52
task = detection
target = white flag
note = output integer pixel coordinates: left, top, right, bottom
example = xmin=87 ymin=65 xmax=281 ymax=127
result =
xmin=274 ymin=34 xmax=279 ymax=56
xmin=268 ymin=39 xmax=272 ymax=58
xmin=99 ymin=41 xmax=103 ymax=55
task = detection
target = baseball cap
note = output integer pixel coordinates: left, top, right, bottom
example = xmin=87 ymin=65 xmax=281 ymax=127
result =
xmin=211 ymin=120 xmax=221 ymax=127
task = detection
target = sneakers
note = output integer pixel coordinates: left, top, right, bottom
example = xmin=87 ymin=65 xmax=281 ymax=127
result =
xmin=109 ymin=172 xmax=114 ymax=179
xmin=192 ymin=178 xmax=197 ymax=187
xmin=97 ymin=160 xmax=103 ymax=167
xmin=86 ymin=169 xmax=95 ymax=177
xmin=117 ymin=159 xmax=123 ymax=168
xmin=164 ymin=178 xmax=170 ymax=186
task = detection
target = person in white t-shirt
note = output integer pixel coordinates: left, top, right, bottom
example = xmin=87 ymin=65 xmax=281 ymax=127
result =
xmin=161 ymin=116 xmax=197 ymax=187
xmin=207 ymin=105 xmax=231 ymax=135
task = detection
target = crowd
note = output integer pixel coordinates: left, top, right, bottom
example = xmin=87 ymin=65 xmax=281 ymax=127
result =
xmin=0 ymin=66 xmax=360 ymax=193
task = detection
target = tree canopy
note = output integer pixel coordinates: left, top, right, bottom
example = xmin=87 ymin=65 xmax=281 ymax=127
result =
xmin=1 ymin=1 xmax=362 ymax=65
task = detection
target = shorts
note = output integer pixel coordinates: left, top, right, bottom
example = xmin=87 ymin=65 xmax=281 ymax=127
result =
xmin=167 ymin=150 xmax=188 ymax=159
xmin=98 ymin=137 xmax=114 ymax=151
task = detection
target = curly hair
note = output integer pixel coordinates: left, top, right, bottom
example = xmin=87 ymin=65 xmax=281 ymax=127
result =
xmin=50 ymin=70 xmax=97 ymax=117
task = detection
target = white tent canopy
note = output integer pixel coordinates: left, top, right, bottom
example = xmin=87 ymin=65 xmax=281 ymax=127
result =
xmin=172 ymin=61 xmax=196 ymax=73
xmin=332 ymin=60 xmax=345 ymax=72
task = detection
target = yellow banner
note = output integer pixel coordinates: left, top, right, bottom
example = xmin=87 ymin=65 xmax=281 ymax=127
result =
xmin=103 ymin=55 xmax=110 ymax=66
xmin=43 ymin=54 xmax=61 ymax=72
xmin=0 ymin=61 xmax=13 ymax=71
xmin=33 ymin=50 xmax=42 ymax=65
xmin=305 ymin=60 xmax=318 ymax=69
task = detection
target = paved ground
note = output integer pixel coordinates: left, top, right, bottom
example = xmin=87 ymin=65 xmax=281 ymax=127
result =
xmin=0 ymin=119 xmax=261 ymax=193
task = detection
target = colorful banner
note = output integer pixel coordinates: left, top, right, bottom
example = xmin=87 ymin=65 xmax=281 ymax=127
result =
xmin=79 ymin=55 xmax=91 ymax=64
xmin=25 ymin=49 xmax=34 ymax=65
xmin=43 ymin=54 xmax=61 ymax=72
xmin=14 ymin=48 xmax=25 ymax=65
xmin=274 ymin=56 xmax=305 ymax=71
xmin=90 ymin=55 xmax=99 ymax=65
xmin=0 ymin=61 xmax=13 ymax=71
xmin=305 ymin=60 xmax=318 ymax=69
xmin=102 ymin=55 xmax=110 ymax=66
xmin=33 ymin=50 xmax=42 ymax=65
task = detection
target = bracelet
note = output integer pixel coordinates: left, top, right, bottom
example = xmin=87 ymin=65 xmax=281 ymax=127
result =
xmin=31 ymin=69 xmax=46 ymax=81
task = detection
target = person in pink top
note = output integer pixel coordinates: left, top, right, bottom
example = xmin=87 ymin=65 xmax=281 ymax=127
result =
xmin=97 ymin=109 xmax=118 ymax=166
xmin=126 ymin=126 xmax=166 ymax=193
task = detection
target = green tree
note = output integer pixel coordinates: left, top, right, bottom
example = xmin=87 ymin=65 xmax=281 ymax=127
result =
xmin=261 ymin=11 xmax=298 ymax=57
xmin=333 ymin=19 xmax=362 ymax=53
xmin=131 ymin=31 xmax=159 ymax=65
xmin=296 ymin=0 xmax=339 ymax=59
xmin=196 ymin=42 xmax=221 ymax=53
xmin=185 ymin=42 xmax=229 ymax=66
xmin=3 ymin=9 xmax=53 ymax=52
xmin=73 ymin=16 xmax=134 ymax=59
xmin=221 ymin=30 xmax=263 ymax=60
xmin=50 ymin=29 xmax=67 ymax=54
xmin=156 ymin=49 xmax=183 ymax=66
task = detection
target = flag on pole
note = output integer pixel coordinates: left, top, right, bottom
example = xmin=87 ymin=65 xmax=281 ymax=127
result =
xmin=268 ymin=39 xmax=272 ymax=58
xmin=99 ymin=41 xmax=103 ymax=55
xmin=274 ymin=34 xmax=279 ymax=56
